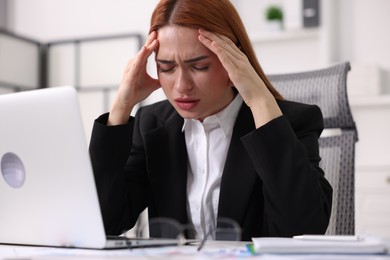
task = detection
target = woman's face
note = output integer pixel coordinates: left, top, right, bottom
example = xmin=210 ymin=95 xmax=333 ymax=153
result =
xmin=156 ymin=25 xmax=235 ymax=121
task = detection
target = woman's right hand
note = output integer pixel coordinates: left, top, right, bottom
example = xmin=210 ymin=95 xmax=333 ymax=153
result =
xmin=108 ymin=31 xmax=160 ymax=125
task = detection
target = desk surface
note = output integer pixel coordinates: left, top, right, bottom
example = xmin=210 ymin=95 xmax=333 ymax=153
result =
xmin=1 ymin=241 xmax=390 ymax=260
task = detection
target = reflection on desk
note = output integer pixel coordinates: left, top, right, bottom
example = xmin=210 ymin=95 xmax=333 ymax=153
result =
xmin=1 ymin=240 xmax=390 ymax=259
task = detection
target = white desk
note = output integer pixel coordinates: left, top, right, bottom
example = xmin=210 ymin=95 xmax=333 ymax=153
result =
xmin=1 ymin=241 xmax=389 ymax=260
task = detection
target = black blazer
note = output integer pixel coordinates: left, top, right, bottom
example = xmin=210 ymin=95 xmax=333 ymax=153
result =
xmin=89 ymin=99 xmax=332 ymax=241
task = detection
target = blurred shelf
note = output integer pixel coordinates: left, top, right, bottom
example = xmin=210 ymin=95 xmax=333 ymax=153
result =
xmin=350 ymin=94 xmax=390 ymax=107
xmin=250 ymin=28 xmax=320 ymax=43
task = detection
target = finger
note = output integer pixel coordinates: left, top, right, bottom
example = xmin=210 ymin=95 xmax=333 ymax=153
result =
xmin=129 ymin=33 xmax=158 ymax=73
xmin=198 ymin=33 xmax=239 ymax=72
xmin=140 ymin=31 xmax=158 ymax=59
xmin=132 ymin=31 xmax=158 ymax=65
xmin=199 ymin=30 xmax=233 ymax=48
xmin=199 ymin=29 xmax=242 ymax=60
xmin=144 ymin=31 xmax=157 ymax=49
xmin=142 ymin=39 xmax=158 ymax=59
xmin=198 ymin=35 xmax=242 ymax=73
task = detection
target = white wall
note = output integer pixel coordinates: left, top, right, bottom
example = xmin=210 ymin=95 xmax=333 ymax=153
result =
xmin=7 ymin=0 xmax=390 ymax=86
xmin=7 ymin=0 xmax=158 ymax=42
xmin=337 ymin=0 xmax=390 ymax=94
xmin=346 ymin=0 xmax=390 ymax=68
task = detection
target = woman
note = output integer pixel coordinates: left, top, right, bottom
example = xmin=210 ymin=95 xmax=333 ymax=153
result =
xmin=89 ymin=0 xmax=332 ymax=241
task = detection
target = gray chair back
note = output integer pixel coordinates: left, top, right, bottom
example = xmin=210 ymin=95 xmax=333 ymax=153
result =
xmin=268 ymin=62 xmax=358 ymax=235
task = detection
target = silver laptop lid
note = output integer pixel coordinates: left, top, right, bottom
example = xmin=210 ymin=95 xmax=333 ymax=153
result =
xmin=0 ymin=86 xmax=107 ymax=249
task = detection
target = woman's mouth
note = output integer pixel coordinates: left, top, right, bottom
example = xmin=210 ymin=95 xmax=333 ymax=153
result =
xmin=174 ymin=98 xmax=200 ymax=110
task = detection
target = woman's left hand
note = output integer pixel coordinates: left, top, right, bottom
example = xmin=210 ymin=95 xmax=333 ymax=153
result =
xmin=198 ymin=29 xmax=282 ymax=127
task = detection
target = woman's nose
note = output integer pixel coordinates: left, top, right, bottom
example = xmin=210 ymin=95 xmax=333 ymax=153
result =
xmin=174 ymin=70 xmax=193 ymax=92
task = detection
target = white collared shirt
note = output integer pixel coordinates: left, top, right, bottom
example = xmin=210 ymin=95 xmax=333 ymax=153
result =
xmin=182 ymin=94 xmax=243 ymax=240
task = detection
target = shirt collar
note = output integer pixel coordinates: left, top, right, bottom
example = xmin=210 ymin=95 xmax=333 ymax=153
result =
xmin=182 ymin=94 xmax=243 ymax=137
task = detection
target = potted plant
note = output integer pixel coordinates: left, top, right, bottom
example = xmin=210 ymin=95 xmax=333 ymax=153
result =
xmin=265 ymin=5 xmax=283 ymax=31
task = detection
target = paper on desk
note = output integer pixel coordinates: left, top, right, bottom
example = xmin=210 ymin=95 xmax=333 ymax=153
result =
xmin=251 ymin=236 xmax=389 ymax=254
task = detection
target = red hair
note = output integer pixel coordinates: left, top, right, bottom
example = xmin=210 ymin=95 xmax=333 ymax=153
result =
xmin=150 ymin=0 xmax=283 ymax=100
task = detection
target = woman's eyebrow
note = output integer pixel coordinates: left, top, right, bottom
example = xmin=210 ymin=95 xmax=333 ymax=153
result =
xmin=156 ymin=55 xmax=209 ymax=64
xmin=156 ymin=59 xmax=175 ymax=64
xmin=184 ymin=55 xmax=209 ymax=63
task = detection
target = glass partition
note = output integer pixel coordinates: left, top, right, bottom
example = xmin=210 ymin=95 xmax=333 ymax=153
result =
xmin=47 ymin=34 xmax=143 ymax=140
xmin=0 ymin=30 xmax=143 ymax=141
xmin=0 ymin=29 xmax=41 ymax=92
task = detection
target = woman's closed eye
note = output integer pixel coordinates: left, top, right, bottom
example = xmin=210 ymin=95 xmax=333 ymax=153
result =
xmin=158 ymin=65 xmax=209 ymax=73
xmin=158 ymin=65 xmax=175 ymax=73
xmin=193 ymin=65 xmax=209 ymax=71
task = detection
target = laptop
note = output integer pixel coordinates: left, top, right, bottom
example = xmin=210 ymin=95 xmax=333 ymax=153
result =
xmin=0 ymin=86 xmax=180 ymax=249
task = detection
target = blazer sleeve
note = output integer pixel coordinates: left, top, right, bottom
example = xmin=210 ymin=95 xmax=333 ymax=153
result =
xmin=89 ymin=113 xmax=147 ymax=235
xmin=241 ymin=103 xmax=333 ymax=236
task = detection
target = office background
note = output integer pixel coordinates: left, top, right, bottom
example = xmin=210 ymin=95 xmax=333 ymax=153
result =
xmin=0 ymin=0 xmax=389 ymax=238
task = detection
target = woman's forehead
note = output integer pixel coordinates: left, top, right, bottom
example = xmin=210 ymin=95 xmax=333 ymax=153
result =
xmin=156 ymin=25 xmax=213 ymax=61
xmin=157 ymin=25 xmax=198 ymax=45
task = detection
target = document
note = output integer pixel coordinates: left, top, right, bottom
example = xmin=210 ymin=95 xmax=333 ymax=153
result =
xmin=251 ymin=236 xmax=389 ymax=254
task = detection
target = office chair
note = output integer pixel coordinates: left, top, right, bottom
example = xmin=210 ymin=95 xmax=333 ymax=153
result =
xmin=268 ymin=62 xmax=358 ymax=235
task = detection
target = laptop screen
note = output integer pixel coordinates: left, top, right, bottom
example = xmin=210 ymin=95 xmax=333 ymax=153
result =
xmin=0 ymin=86 xmax=108 ymax=248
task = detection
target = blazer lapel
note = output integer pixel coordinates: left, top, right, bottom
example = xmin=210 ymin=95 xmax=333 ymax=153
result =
xmin=218 ymin=105 xmax=259 ymax=225
xmin=144 ymin=110 xmax=189 ymax=224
